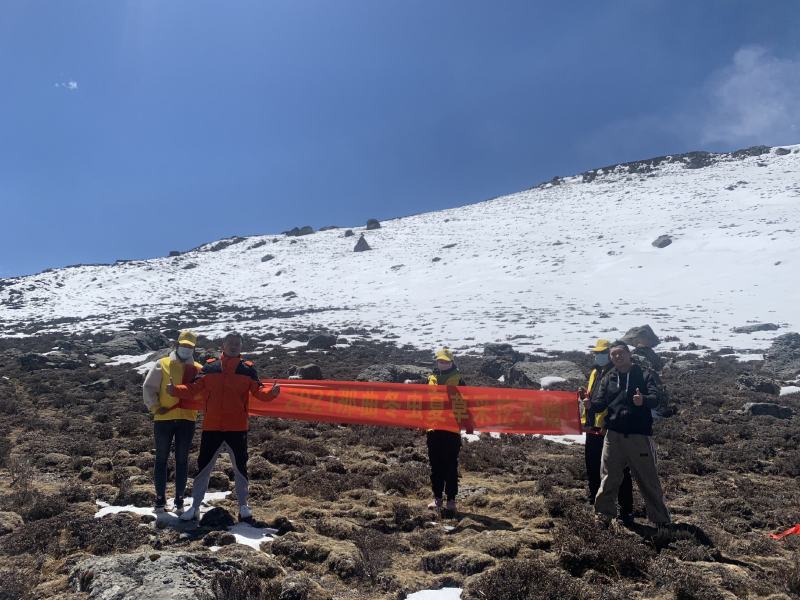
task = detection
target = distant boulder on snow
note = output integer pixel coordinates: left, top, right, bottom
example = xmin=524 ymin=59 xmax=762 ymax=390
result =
xmin=285 ymin=226 xmax=314 ymax=237
xmin=652 ymin=235 xmax=672 ymax=248
xmin=344 ymin=229 xmax=355 ymax=237
xmin=354 ymin=234 xmax=371 ymax=252
xmin=732 ymin=323 xmax=779 ymax=334
xmin=621 ymin=325 xmax=661 ymax=348
xmin=366 ymin=218 xmax=381 ymax=230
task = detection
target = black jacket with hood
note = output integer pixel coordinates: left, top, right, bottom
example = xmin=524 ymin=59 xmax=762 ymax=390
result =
xmin=590 ymin=364 xmax=662 ymax=436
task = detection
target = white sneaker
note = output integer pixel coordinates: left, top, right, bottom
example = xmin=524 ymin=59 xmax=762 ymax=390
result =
xmin=239 ymin=505 xmax=253 ymax=521
xmin=179 ymin=505 xmax=198 ymax=521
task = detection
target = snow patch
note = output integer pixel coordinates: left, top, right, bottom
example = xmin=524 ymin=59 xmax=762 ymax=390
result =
xmin=406 ymin=588 xmax=462 ymax=600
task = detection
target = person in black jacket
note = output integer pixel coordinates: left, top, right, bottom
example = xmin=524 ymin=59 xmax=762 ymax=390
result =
xmin=591 ymin=341 xmax=671 ymax=527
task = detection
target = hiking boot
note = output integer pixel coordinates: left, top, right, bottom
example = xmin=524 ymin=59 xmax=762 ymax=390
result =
xmin=179 ymin=505 xmax=198 ymax=521
xmin=239 ymin=505 xmax=253 ymax=522
xmin=154 ymin=497 xmax=166 ymax=513
xmin=445 ymin=498 xmax=457 ymax=513
xmin=427 ymin=498 xmax=443 ymax=511
xmin=173 ymin=497 xmax=185 ymax=513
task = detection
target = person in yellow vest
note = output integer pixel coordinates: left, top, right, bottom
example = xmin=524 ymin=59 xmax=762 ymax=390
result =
xmin=426 ymin=347 xmax=467 ymax=514
xmin=142 ymin=330 xmax=201 ymax=513
xmin=580 ymin=338 xmax=633 ymax=524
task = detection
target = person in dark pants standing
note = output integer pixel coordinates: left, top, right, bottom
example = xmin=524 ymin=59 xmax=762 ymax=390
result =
xmin=142 ymin=330 xmax=201 ymax=513
xmin=581 ymin=338 xmax=634 ymax=524
xmin=426 ymin=348 xmax=466 ymax=514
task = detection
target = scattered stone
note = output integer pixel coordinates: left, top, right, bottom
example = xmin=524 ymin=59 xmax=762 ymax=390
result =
xmin=168 ymin=250 xmax=181 ymax=257
xmin=736 ymin=374 xmax=781 ymax=395
xmin=19 ymin=352 xmax=82 ymax=371
xmin=483 ymin=343 xmax=522 ymax=361
xmin=285 ymin=226 xmax=314 ymax=237
xmin=356 ymin=364 xmax=429 ymax=383
xmin=94 ymin=458 xmax=114 ymax=472
xmin=199 ymin=507 xmax=236 ymax=529
xmin=764 ymin=332 xmax=800 ymax=379
xmin=319 ymin=225 xmax=339 ymax=231
xmin=288 ymin=364 xmax=324 ymax=380
xmin=344 ymin=229 xmax=354 ymax=238
xmin=181 ymin=262 xmax=198 ymax=270
xmin=621 ymin=325 xmax=661 ymax=348
xmin=202 ymin=530 xmax=236 ymax=547
xmin=507 ymin=361 xmax=583 ymax=390
xmin=366 ymin=218 xmax=381 ymax=230
xmin=742 ymin=402 xmax=792 ymax=419
xmin=775 ymin=147 xmax=791 ymax=156
xmin=261 ymin=254 xmax=275 ymax=262
xmin=307 ymin=334 xmax=337 ymax=350
xmin=732 ymin=323 xmax=780 ymax=334
xmin=354 ymin=234 xmax=371 ymax=252
xmin=652 ymin=235 xmax=672 ymax=248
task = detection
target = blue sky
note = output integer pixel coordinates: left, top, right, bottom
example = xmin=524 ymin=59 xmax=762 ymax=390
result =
xmin=1 ymin=1 xmax=799 ymax=277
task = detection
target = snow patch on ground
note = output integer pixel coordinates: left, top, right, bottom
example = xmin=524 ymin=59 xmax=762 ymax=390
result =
xmin=406 ymin=588 xmax=462 ymax=600
xmin=540 ymin=375 xmax=566 ymax=389
xmin=107 ymin=352 xmax=154 ymax=366
xmin=780 ymin=386 xmax=800 ymax=396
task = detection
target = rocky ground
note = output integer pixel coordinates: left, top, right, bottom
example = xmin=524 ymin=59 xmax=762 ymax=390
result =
xmin=1 ymin=329 xmax=800 ymax=599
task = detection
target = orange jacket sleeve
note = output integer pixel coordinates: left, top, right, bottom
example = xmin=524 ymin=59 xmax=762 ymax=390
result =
xmin=250 ymin=380 xmax=279 ymax=402
xmin=173 ymin=376 xmax=208 ymax=400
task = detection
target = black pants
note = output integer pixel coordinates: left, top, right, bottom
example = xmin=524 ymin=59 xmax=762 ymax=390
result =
xmin=190 ymin=430 xmax=249 ymax=508
xmin=153 ymin=419 xmax=195 ymax=501
xmin=585 ymin=431 xmax=633 ymax=515
xmin=427 ymin=430 xmax=461 ymax=500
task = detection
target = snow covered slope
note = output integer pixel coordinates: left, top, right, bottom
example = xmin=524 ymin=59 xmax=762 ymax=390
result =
xmin=2 ymin=145 xmax=798 ymax=353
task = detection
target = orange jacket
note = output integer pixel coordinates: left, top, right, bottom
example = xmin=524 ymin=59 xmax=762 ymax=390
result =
xmin=172 ymin=354 xmax=278 ymax=431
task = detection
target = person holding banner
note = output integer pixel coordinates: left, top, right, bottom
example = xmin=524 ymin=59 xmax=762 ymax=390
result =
xmin=426 ymin=348 xmax=466 ymax=514
xmin=591 ymin=341 xmax=670 ymax=529
xmin=580 ymin=338 xmax=634 ymax=524
xmin=168 ymin=332 xmax=280 ymax=522
xmin=142 ymin=330 xmax=201 ymax=513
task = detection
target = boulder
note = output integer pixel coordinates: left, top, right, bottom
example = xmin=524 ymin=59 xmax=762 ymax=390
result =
xmin=736 ymin=374 xmax=780 ymax=395
xmin=285 ymin=226 xmax=314 ymax=237
xmin=19 ymin=352 xmax=82 ymax=371
xmin=96 ymin=330 xmax=169 ymax=357
xmin=483 ymin=343 xmax=522 ymax=362
xmin=507 ymin=361 xmax=583 ymax=390
xmin=199 ymin=507 xmax=236 ymax=529
xmin=742 ymin=402 xmax=792 ymax=419
xmin=344 ymin=229 xmax=355 ymax=238
xmin=775 ymin=147 xmax=792 ymax=156
xmin=764 ymin=333 xmax=800 ymax=379
xmin=70 ymin=551 xmax=247 ymax=600
xmin=366 ymin=218 xmax=381 ymax=230
xmin=632 ymin=347 xmax=664 ymax=372
xmin=621 ymin=325 xmax=661 ymax=348
xmin=356 ymin=364 xmax=429 ymax=383
xmin=354 ymin=234 xmax=371 ymax=252
xmin=261 ymin=254 xmax=275 ymax=262
xmin=480 ymin=357 xmax=512 ymax=379
xmin=732 ymin=323 xmax=780 ymax=334
xmin=652 ymin=235 xmax=672 ymax=248
xmin=288 ymin=364 xmax=324 ymax=380
xmin=306 ymin=334 xmax=337 ymax=350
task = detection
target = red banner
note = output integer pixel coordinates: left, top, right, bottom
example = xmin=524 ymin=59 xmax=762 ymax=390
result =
xmin=179 ymin=379 xmax=580 ymax=434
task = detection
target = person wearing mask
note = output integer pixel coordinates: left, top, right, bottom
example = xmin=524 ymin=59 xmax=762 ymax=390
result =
xmin=142 ymin=330 xmax=201 ymax=513
xmin=169 ymin=332 xmax=280 ymax=522
xmin=591 ymin=341 xmax=670 ymax=529
xmin=580 ymin=339 xmax=634 ymax=524
xmin=425 ymin=348 xmax=467 ymax=514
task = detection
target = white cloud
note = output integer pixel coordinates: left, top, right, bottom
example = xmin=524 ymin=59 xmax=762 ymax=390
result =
xmin=700 ymin=46 xmax=800 ymax=147
xmin=54 ymin=80 xmax=79 ymax=91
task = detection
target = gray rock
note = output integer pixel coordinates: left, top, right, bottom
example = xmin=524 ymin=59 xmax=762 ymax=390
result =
xmin=742 ymin=402 xmax=792 ymax=419
xmin=96 ymin=330 xmax=169 ymax=357
xmin=289 ymin=364 xmax=323 ymax=380
xmin=344 ymin=229 xmax=354 ymax=238
xmin=261 ymin=254 xmax=275 ymax=262
xmin=356 ymin=364 xmax=429 ymax=383
xmin=507 ymin=361 xmax=584 ymax=390
xmin=366 ymin=218 xmax=381 ymax=230
xmin=199 ymin=507 xmax=236 ymax=528
xmin=483 ymin=343 xmax=521 ymax=361
xmin=479 ymin=357 xmax=512 ymax=379
xmin=775 ymin=147 xmax=791 ymax=156
xmin=632 ymin=347 xmax=664 ymax=372
xmin=19 ymin=351 xmax=82 ymax=371
xmin=732 ymin=323 xmax=780 ymax=334
xmin=652 ymin=235 xmax=672 ymax=248
xmin=70 ymin=551 xmax=246 ymax=600
xmin=306 ymin=334 xmax=337 ymax=350
xmin=621 ymin=325 xmax=661 ymax=348
xmin=736 ymin=374 xmax=781 ymax=395
xmin=285 ymin=226 xmax=314 ymax=237
xmin=764 ymin=332 xmax=800 ymax=379
xmin=354 ymin=234 xmax=371 ymax=252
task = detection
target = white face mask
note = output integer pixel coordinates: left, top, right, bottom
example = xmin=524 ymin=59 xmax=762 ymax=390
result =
xmin=594 ymin=353 xmax=610 ymax=367
xmin=176 ymin=347 xmax=194 ymax=361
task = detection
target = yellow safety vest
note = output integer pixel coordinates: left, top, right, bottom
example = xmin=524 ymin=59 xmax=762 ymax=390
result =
xmin=580 ymin=367 xmax=607 ymax=429
xmin=427 ymin=370 xmax=464 ymax=432
xmin=154 ymin=356 xmax=200 ymax=422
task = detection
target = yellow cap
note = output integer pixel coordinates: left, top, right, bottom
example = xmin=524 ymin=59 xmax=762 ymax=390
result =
xmin=434 ymin=347 xmax=454 ymax=362
xmin=177 ymin=330 xmax=198 ymax=347
xmin=589 ymin=338 xmax=610 ymax=352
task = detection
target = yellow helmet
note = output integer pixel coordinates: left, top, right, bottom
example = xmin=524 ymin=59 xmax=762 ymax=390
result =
xmin=177 ymin=330 xmax=198 ymax=347
xmin=434 ymin=347 xmax=455 ymax=362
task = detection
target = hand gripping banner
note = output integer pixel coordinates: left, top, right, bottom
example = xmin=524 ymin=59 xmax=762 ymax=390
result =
xmin=179 ymin=379 xmax=581 ymax=434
